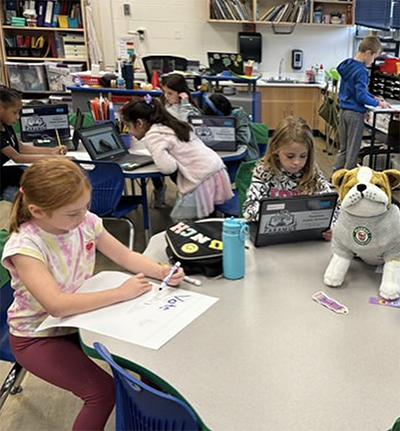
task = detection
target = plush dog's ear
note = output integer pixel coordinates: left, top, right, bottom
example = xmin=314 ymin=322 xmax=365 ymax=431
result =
xmin=332 ymin=169 xmax=348 ymax=189
xmin=383 ymin=170 xmax=400 ymax=189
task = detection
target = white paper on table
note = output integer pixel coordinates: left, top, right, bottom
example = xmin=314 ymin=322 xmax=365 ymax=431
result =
xmin=36 ymin=271 xmax=218 ymax=350
xmin=366 ymin=104 xmax=400 ymax=112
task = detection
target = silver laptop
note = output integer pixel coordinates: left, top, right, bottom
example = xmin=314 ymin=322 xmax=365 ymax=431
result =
xmin=78 ymin=122 xmax=153 ymax=170
xmin=250 ymin=193 xmax=338 ymax=247
xmin=189 ymin=116 xmax=237 ymax=151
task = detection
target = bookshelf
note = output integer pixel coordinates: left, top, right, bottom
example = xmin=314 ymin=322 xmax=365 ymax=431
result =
xmin=208 ymin=0 xmax=356 ymax=26
xmin=0 ymin=0 xmax=90 ymax=93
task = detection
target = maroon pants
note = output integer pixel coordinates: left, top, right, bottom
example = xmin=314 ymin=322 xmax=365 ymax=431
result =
xmin=10 ymin=333 xmax=115 ymax=431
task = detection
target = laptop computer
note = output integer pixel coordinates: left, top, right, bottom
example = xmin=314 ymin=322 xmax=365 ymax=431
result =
xmin=189 ymin=116 xmax=237 ymax=151
xmin=20 ymin=104 xmax=70 ymax=142
xmin=78 ymin=122 xmax=153 ymax=170
xmin=207 ymin=52 xmax=244 ymax=75
xmin=250 ymin=193 xmax=338 ymax=247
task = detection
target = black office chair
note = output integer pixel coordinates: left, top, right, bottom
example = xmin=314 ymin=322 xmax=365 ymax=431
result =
xmin=142 ymin=56 xmax=188 ymax=82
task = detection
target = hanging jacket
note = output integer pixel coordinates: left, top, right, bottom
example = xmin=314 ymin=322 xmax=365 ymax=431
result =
xmin=231 ymin=107 xmax=260 ymax=161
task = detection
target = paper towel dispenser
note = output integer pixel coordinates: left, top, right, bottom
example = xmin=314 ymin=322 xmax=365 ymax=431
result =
xmin=238 ymin=32 xmax=262 ymax=63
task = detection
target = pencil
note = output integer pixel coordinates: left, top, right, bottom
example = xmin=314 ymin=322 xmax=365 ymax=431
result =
xmin=55 ymin=129 xmax=62 ymax=147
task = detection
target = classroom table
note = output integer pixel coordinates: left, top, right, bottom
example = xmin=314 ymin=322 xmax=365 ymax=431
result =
xmin=80 ymin=233 xmax=400 ymax=431
xmin=365 ymin=101 xmax=400 ymax=170
xmin=73 ymin=142 xmax=247 ymax=242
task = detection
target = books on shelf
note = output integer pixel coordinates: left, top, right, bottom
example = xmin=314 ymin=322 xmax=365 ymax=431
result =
xmin=2 ymin=0 xmax=83 ymax=28
xmin=210 ymin=0 xmax=252 ymax=21
xmin=260 ymin=1 xmax=310 ymax=23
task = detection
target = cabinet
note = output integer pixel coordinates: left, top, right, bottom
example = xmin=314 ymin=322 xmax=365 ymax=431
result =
xmin=259 ymin=86 xmax=322 ymax=130
xmin=208 ymin=0 xmax=356 ymax=26
xmin=0 ymin=0 xmax=90 ymax=93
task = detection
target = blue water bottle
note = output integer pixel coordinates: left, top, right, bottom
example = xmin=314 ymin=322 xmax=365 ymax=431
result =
xmin=223 ymin=218 xmax=249 ymax=280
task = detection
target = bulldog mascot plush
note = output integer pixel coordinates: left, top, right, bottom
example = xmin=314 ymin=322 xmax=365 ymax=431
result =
xmin=324 ymin=166 xmax=400 ymax=300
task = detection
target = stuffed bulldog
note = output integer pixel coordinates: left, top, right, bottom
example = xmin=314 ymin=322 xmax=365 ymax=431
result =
xmin=324 ymin=166 xmax=400 ymax=300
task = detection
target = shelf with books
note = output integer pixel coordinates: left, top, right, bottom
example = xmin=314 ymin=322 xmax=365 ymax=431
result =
xmin=257 ymin=0 xmax=311 ymax=24
xmin=208 ymin=0 xmax=255 ymax=22
xmin=208 ymin=0 xmax=356 ymax=26
xmin=1 ymin=0 xmax=90 ymax=93
xmin=3 ymin=25 xmax=84 ymax=32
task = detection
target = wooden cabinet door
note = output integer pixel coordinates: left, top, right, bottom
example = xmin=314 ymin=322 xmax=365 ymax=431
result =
xmin=260 ymin=87 xmax=321 ymax=130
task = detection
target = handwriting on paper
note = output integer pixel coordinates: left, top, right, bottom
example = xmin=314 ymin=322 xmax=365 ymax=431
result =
xmin=159 ymin=294 xmax=191 ymax=311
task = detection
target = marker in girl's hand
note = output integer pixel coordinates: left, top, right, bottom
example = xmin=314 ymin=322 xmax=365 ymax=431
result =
xmin=159 ymin=261 xmax=181 ymax=291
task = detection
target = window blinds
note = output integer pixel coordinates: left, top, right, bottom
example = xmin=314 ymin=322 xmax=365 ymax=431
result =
xmin=355 ymin=0 xmax=392 ymax=30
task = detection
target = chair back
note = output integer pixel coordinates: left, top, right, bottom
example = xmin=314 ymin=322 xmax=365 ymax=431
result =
xmin=251 ymin=123 xmax=269 ymax=157
xmin=236 ymin=160 xmax=257 ymax=217
xmin=75 ymin=161 xmax=125 ymax=217
xmin=94 ymin=342 xmax=200 ymax=431
xmin=142 ymin=56 xmax=188 ymax=82
xmin=0 ymin=281 xmax=15 ymax=363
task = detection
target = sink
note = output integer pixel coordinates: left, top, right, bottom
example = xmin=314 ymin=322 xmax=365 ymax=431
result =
xmin=262 ymin=78 xmax=300 ymax=84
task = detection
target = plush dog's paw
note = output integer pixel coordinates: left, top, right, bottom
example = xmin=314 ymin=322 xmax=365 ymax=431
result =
xmin=324 ymin=272 xmax=345 ymax=287
xmin=323 ymin=254 xmax=351 ymax=287
xmin=380 ymin=261 xmax=400 ymax=300
xmin=380 ymin=283 xmax=400 ymax=300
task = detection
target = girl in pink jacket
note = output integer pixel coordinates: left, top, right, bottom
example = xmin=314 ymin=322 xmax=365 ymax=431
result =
xmin=122 ymin=96 xmax=233 ymax=220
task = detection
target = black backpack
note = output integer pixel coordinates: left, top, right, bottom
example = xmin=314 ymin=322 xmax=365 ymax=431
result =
xmin=165 ymin=219 xmax=223 ymax=277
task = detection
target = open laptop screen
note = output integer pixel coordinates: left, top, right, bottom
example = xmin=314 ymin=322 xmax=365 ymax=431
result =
xmin=78 ymin=122 xmax=126 ymax=161
xmin=189 ymin=116 xmax=237 ymax=151
xmin=207 ymin=52 xmax=244 ymax=75
xmin=20 ymin=104 xmax=69 ymax=142
xmin=252 ymin=193 xmax=338 ymax=247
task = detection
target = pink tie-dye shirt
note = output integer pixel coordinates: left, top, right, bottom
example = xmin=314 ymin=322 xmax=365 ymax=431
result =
xmin=2 ymin=212 xmax=103 ymax=337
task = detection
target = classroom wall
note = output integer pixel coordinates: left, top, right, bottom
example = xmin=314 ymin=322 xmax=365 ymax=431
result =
xmin=92 ymin=0 xmax=354 ymax=78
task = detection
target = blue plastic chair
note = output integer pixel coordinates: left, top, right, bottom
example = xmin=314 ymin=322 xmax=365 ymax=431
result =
xmin=75 ymin=160 xmax=142 ymax=249
xmin=0 ymin=281 xmax=27 ymax=411
xmin=94 ymin=342 xmax=201 ymax=431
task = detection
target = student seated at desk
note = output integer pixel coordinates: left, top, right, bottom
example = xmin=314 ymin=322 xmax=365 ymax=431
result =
xmin=122 ymin=95 xmax=233 ymax=221
xmin=161 ymin=73 xmax=201 ymax=122
xmin=2 ymin=158 xmax=185 ymax=431
xmin=0 ymin=86 xmax=68 ymax=201
xmin=203 ymin=93 xmax=260 ymax=161
xmin=243 ymin=116 xmax=333 ymax=241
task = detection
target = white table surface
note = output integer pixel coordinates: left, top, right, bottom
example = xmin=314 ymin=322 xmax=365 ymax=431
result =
xmin=81 ymin=233 xmax=400 ymax=431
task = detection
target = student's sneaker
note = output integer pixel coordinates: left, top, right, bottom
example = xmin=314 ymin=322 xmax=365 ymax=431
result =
xmin=152 ymin=184 xmax=167 ymax=209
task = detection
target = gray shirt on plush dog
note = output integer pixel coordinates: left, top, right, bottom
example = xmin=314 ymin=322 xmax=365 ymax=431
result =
xmin=332 ymin=205 xmax=400 ymax=265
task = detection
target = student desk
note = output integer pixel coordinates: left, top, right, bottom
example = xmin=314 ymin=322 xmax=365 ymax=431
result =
xmin=80 ymin=233 xmax=400 ymax=431
xmin=73 ymin=143 xmax=247 ymax=242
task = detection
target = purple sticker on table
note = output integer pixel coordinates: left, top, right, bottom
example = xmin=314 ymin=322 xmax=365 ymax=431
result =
xmin=369 ymin=297 xmax=400 ymax=308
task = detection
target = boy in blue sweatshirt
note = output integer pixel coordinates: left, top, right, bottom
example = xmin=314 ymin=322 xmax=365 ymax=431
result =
xmin=334 ymin=36 xmax=389 ymax=171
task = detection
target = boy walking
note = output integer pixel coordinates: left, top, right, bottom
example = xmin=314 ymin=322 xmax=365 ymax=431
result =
xmin=334 ymin=36 xmax=388 ymax=171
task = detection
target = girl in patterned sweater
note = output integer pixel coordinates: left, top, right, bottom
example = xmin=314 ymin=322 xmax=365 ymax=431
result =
xmin=243 ymin=116 xmax=333 ymax=240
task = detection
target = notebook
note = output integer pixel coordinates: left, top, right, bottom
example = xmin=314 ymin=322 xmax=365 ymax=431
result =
xmin=250 ymin=193 xmax=338 ymax=247
xmin=20 ymin=104 xmax=70 ymax=142
xmin=78 ymin=122 xmax=153 ymax=170
xmin=189 ymin=116 xmax=237 ymax=151
xmin=207 ymin=52 xmax=244 ymax=75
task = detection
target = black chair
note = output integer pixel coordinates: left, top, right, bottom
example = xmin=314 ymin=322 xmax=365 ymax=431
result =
xmin=142 ymin=56 xmax=188 ymax=82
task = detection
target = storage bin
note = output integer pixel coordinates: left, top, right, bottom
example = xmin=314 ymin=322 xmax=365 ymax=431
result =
xmin=6 ymin=62 xmax=49 ymax=92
